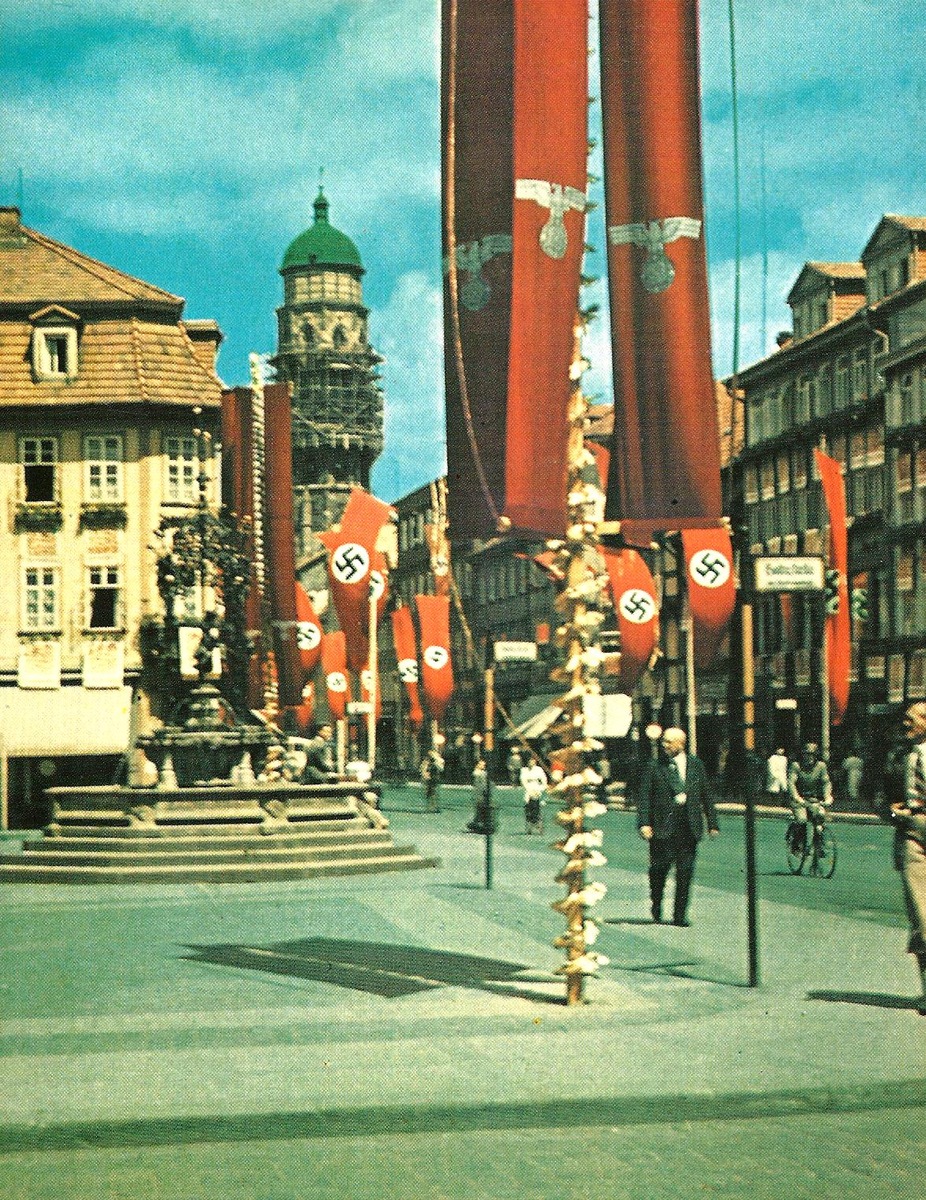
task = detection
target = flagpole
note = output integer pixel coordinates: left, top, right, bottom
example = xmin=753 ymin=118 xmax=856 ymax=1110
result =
xmin=683 ymin=587 xmax=698 ymax=756
xmin=367 ymin=579 xmax=378 ymax=774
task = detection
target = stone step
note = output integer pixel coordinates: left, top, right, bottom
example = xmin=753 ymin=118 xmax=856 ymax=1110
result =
xmin=0 ymin=853 xmax=439 ymax=885
xmin=5 ymin=839 xmax=408 ymax=868
xmin=25 ymin=828 xmax=391 ymax=854
xmin=43 ymin=817 xmax=371 ymax=839
xmin=51 ymin=802 xmax=361 ymax=827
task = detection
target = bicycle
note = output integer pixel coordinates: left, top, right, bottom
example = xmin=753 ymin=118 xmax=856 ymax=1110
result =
xmin=785 ymin=802 xmax=837 ymax=878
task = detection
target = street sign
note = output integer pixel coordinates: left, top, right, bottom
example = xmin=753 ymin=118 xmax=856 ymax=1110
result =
xmin=493 ymin=641 xmax=538 ymax=663
xmin=753 ymin=556 xmax=825 ymax=593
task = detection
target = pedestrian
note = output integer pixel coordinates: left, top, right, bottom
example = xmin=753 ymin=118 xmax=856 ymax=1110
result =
xmin=506 ymin=745 xmax=523 ymax=786
xmin=636 ymin=727 xmax=719 ymax=927
xmin=466 ymin=758 xmax=495 ymax=834
xmin=766 ymin=747 xmax=789 ymax=802
xmin=520 ymin=756 xmax=548 ymax=834
xmin=787 ymin=742 xmax=832 ymax=852
xmin=596 ymin=753 xmax=612 ymax=807
xmin=420 ymin=736 xmax=445 ymax=813
xmin=301 ymin=724 xmax=336 ymax=783
xmin=842 ymin=749 xmax=864 ymax=809
xmin=879 ymin=703 xmax=926 ymax=1015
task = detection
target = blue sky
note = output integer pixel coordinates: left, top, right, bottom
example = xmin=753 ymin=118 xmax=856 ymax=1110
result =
xmin=2 ymin=1 xmax=923 ymax=501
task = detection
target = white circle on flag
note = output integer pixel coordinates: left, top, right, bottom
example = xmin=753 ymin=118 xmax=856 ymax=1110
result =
xmin=689 ymin=548 xmax=731 ymax=589
xmin=619 ymin=588 xmax=656 ymax=624
xmin=360 ymin=668 xmax=374 ymax=692
xmin=370 ymin=569 xmax=386 ymax=600
xmin=398 ymin=658 xmax=419 ymax=684
xmin=327 ymin=671 xmax=348 ymax=693
xmin=423 ymin=645 xmax=449 ymax=671
xmin=296 ymin=621 xmax=321 ymax=651
xmin=331 ymin=542 xmax=370 ymax=585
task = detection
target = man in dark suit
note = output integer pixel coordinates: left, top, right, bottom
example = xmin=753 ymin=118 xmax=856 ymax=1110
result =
xmin=636 ymin=727 xmax=719 ymax=926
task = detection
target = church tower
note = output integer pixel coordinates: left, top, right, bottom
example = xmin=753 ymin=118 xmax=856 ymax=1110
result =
xmin=273 ymin=188 xmax=384 ymax=554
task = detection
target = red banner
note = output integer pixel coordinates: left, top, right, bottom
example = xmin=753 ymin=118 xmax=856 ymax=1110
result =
xmin=415 ymin=594 xmax=454 ymax=723
xmin=815 ymin=449 xmax=850 ymax=724
xmin=681 ymin=528 xmax=736 ymax=668
xmin=392 ymin=606 xmax=424 ymax=730
xmin=221 ymin=386 xmax=263 ymax=708
xmin=321 ymin=631 xmax=349 ymax=723
xmin=441 ymin=0 xmax=514 ymax=540
xmin=602 ymin=547 xmax=659 ymax=690
xmin=600 ymin=0 xmax=723 ymax=545
xmin=264 ymin=382 xmax=303 ymax=708
xmin=294 ymin=582 xmax=323 ymax=675
xmin=319 ymin=488 xmax=394 ymax=672
xmin=505 ymin=0 xmax=588 ymax=536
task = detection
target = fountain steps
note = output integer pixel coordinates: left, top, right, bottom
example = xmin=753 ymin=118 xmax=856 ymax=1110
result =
xmin=0 ymin=782 xmax=439 ymax=884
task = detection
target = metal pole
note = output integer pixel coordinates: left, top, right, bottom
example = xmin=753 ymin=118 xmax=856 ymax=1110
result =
xmin=684 ymin=591 xmax=698 ymax=755
xmin=742 ymin=597 xmax=760 ymax=988
xmin=367 ymin=579 xmax=377 ymax=773
xmin=484 ymin=665 xmax=495 ymax=890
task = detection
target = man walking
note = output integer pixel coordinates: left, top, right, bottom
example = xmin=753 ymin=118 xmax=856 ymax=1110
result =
xmin=636 ymin=727 xmax=719 ymax=926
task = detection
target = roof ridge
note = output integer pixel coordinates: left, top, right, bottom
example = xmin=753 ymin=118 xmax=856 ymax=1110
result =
xmin=130 ymin=315 xmax=148 ymax=401
xmin=23 ymin=225 xmax=182 ymax=305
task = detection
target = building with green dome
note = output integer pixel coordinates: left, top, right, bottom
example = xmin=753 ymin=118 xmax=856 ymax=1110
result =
xmin=273 ymin=188 xmax=384 ymax=554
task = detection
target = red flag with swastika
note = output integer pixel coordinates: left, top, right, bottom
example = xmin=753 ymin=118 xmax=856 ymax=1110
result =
xmin=681 ymin=528 xmax=736 ymax=668
xmin=319 ymin=488 xmax=394 ymax=672
xmin=815 ymin=449 xmax=850 ymax=724
xmin=602 ymin=547 xmax=659 ymax=690
xmin=321 ymin=631 xmax=349 ymax=723
xmin=392 ymin=605 xmax=424 ymax=731
xmin=415 ymin=593 xmax=455 ymax=723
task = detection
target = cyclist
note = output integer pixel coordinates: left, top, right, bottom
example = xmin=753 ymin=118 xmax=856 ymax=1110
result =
xmin=788 ymin=742 xmax=833 ymax=855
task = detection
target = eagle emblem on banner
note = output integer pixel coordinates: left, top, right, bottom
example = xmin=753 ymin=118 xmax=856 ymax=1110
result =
xmin=515 ymin=179 xmax=587 ymax=259
xmin=608 ymin=217 xmax=702 ymax=293
xmin=443 ymin=234 xmax=513 ymax=311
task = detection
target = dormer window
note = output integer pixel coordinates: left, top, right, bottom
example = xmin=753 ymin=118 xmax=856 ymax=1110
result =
xmin=29 ymin=306 xmax=80 ymax=381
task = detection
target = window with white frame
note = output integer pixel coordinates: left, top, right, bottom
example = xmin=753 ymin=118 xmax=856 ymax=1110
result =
xmin=20 ymin=436 xmax=58 ymax=503
xmin=164 ymin=435 xmax=198 ymax=503
xmin=84 ymin=434 xmax=123 ymax=502
xmin=87 ymin=565 xmax=121 ymax=629
xmin=23 ymin=565 xmax=59 ymax=630
xmin=32 ymin=325 xmax=78 ymax=380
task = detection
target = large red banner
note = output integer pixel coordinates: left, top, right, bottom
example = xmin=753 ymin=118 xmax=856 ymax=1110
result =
xmin=602 ymin=547 xmax=659 ymax=691
xmin=599 ymin=0 xmax=723 ymax=545
xmin=319 ymin=488 xmax=394 ymax=672
xmin=392 ymin=605 xmax=424 ymax=730
xmin=294 ymin=582 xmax=323 ymax=675
xmin=441 ymin=0 xmax=514 ymax=540
xmin=263 ymin=382 xmax=303 ymax=708
xmin=681 ymin=528 xmax=737 ymax=668
xmin=815 ymin=450 xmax=850 ymax=724
xmin=415 ymin=594 xmax=454 ymax=723
xmin=506 ymin=0 xmax=588 ymax=536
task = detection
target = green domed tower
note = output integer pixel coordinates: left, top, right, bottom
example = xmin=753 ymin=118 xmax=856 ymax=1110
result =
xmin=273 ymin=188 xmax=384 ymax=547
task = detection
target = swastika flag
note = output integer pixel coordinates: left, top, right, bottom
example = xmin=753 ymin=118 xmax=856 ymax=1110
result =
xmin=681 ymin=527 xmax=736 ymax=668
xmin=602 ymin=547 xmax=659 ymax=691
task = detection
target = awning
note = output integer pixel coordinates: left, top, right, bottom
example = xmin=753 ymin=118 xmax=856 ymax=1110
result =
xmin=0 ymin=686 xmax=132 ymax=756
xmin=507 ymin=696 xmax=563 ymax=741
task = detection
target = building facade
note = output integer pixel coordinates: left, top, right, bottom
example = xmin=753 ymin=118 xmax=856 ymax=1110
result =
xmin=730 ymin=214 xmax=926 ymax=770
xmin=0 ymin=207 xmax=223 ymax=825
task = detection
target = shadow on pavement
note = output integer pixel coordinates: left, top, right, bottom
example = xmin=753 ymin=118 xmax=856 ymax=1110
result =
xmin=806 ymin=989 xmax=922 ymax=1011
xmin=181 ymin=937 xmax=532 ymax=999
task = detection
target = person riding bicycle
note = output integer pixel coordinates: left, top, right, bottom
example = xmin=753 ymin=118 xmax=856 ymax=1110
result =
xmin=788 ymin=742 xmax=833 ymax=853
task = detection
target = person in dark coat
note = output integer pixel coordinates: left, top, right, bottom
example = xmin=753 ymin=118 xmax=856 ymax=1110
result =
xmin=302 ymin=724 xmax=335 ymax=782
xmin=636 ymin=727 xmax=719 ymax=926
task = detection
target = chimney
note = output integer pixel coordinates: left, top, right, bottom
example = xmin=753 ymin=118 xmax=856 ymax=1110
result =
xmin=775 ymin=330 xmax=793 ymax=349
xmin=182 ymin=319 xmax=224 ymax=375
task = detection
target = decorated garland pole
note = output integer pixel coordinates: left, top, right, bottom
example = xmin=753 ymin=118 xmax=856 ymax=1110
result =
xmin=550 ymin=320 xmax=611 ymax=1005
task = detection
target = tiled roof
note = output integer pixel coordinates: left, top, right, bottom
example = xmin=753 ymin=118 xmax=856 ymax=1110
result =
xmin=0 ymin=214 xmax=181 ymax=308
xmin=883 ymin=214 xmax=926 ymax=234
xmin=805 ymin=261 xmax=865 ymax=280
xmin=0 ymin=315 xmax=221 ymax=408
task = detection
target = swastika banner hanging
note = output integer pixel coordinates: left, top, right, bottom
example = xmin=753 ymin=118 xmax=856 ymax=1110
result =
xmin=602 ymin=547 xmax=659 ymax=690
xmin=392 ymin=605 xmax=424 ymax=730
xmin=264 ymin=382 xmax=303 ymax=707
xmin=414 ymin=593 xmax=454 ymax=723
xmin=599 ymin=0 xmax=723 ymax=545
xmin=294 ymin=582 xmax=323 ymax=674
xmin=321 ymin=631 xmax=349 ymax=723
xmin=506 ymin=0 xmax=588 ymax=536
xmin=319 ymin=488 xmax=394 ymax=673
xmin=441 ymin=0 xmax=514 ymax=540
xmin=815 ymin=449 xmax=850 ymax=725
xmin=681 ymin=528 xmax=736 ymax=668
